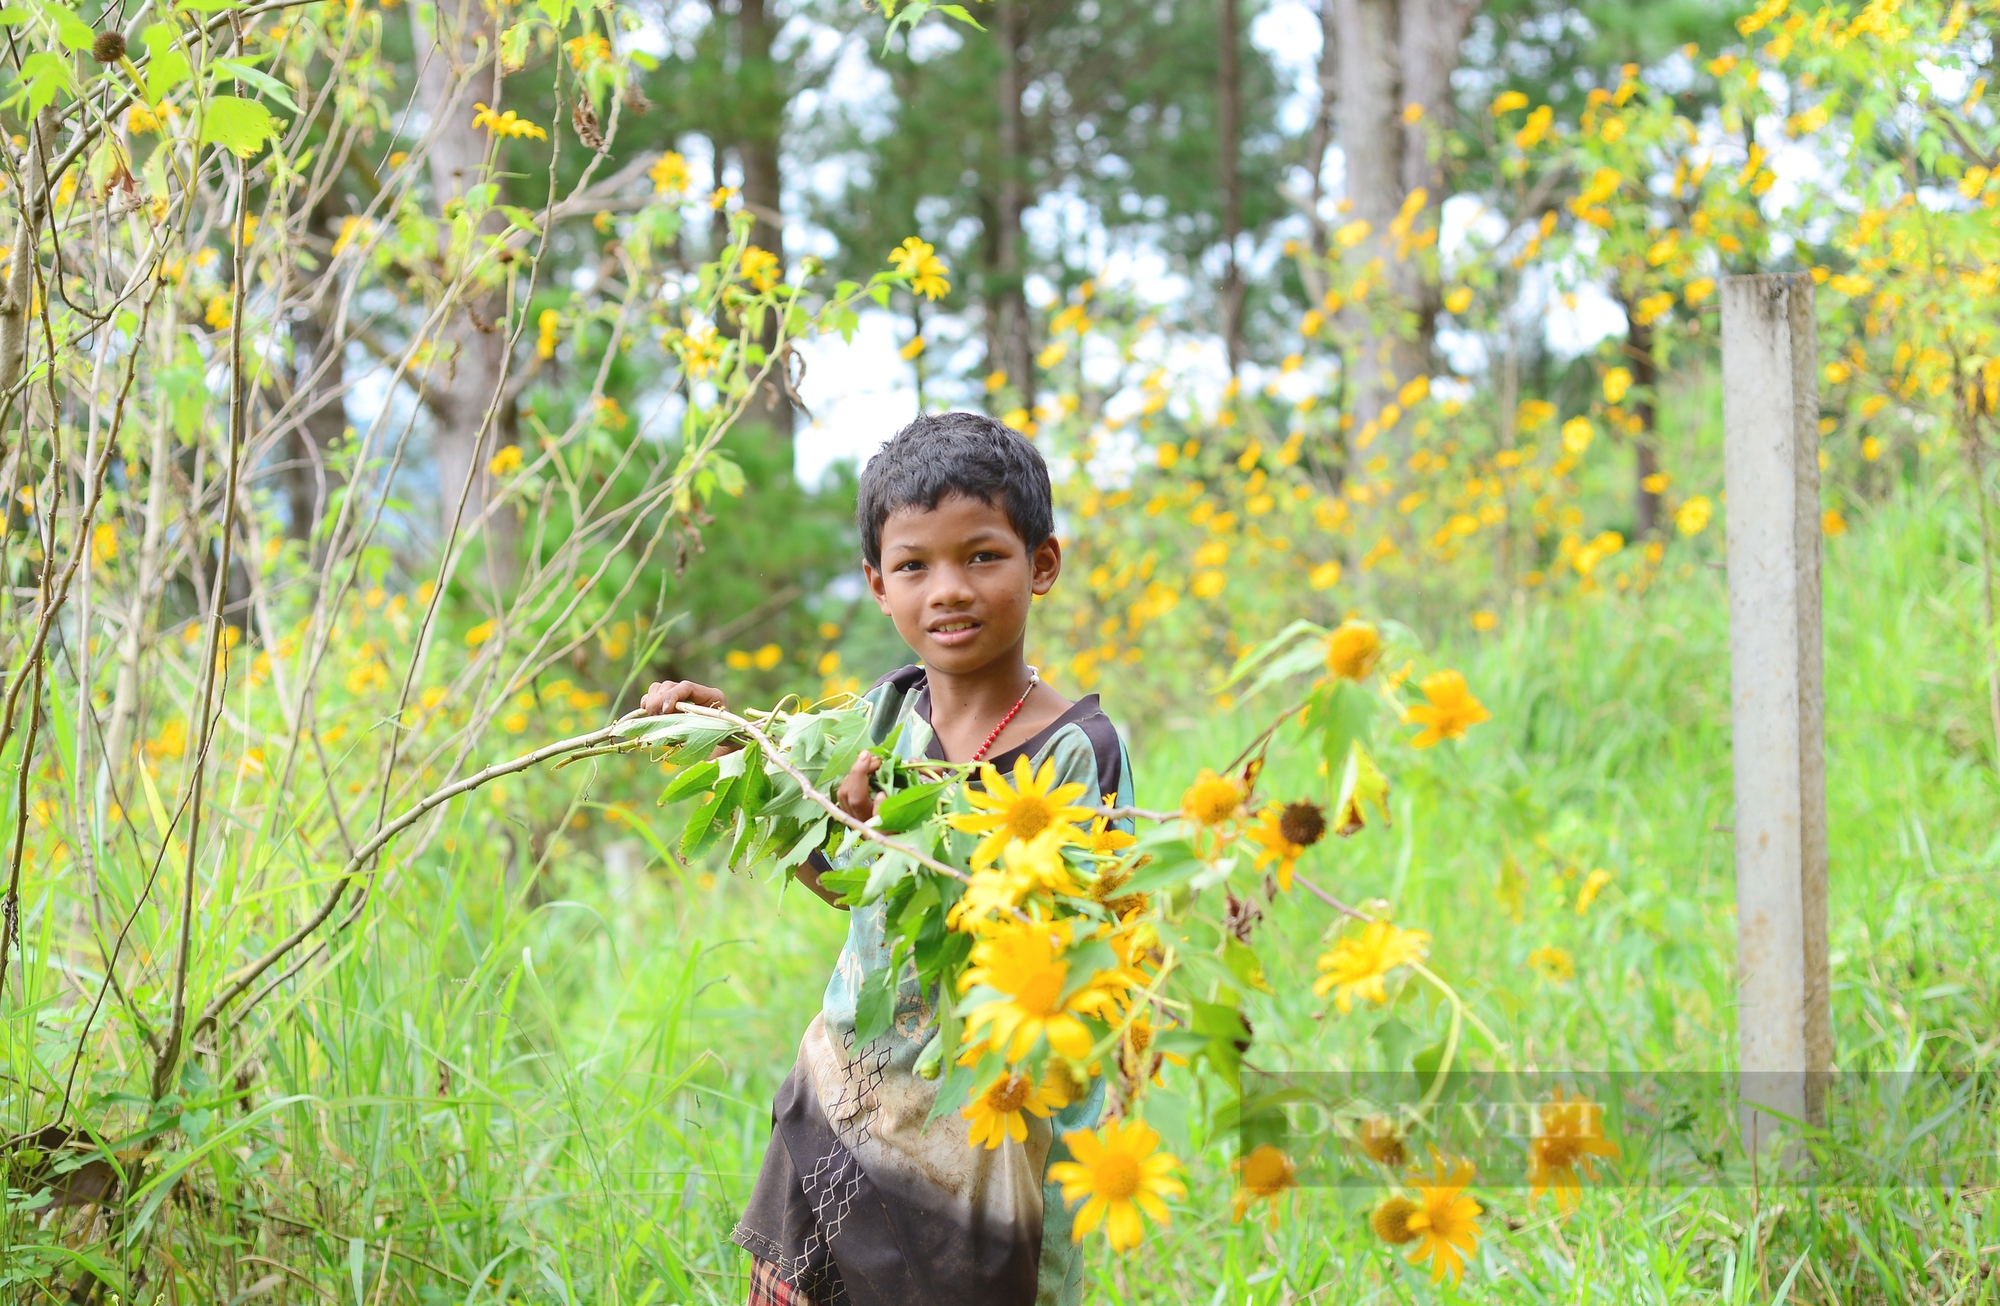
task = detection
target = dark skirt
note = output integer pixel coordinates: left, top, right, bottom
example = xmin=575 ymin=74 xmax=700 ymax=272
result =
xmin=732 ymin=1066 xmax=1043 ymax=1306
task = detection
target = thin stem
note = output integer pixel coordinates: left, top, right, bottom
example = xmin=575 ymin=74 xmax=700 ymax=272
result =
xmin=1290 ymin=870 xmax=1371 ymax=922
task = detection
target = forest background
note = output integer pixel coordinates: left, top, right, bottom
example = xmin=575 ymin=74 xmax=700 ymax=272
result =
xmin=2 ymin=0 xmax=1998 ymax=1301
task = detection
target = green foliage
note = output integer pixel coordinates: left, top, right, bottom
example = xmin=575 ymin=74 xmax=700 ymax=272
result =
xmin=804 ymin=0 xmax=1292 ymax=350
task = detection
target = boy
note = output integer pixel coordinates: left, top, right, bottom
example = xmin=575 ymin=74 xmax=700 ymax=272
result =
xmin=640 ymin=412 xmax=1132 ymax=1306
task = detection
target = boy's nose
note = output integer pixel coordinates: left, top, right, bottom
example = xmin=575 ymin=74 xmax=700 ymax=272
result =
xmin=929 ymin=563 xmax=976 ymax=603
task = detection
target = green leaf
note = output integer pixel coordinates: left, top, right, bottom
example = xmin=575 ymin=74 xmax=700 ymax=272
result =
xmin=679 ymin=777 xmax=738 ymax=857
xmin=858 ymin=849 xmax=916 ymax=903
xmin=852 ymin=960 xmax=897 ymax=1046
xmin=1310 ymin=680 xmax=1375 ymax=771
xmin=933 ymin=3 xmax=985 ymax=27
xmin=1333 ymin=743 xmax=1391 ymax=837
xmin=777 ymin=818 xmax=828 ymax=871
xmin=1413 ymin=1039 xmax=1466 ymax=1100
xmin=818 ymin=864 xmax=870 ymax=903
xmin=14 ymin=51 xmax=73 ymax=117
xmin=1120 ymin=837 xmax=1202 ymax=895
xmin=815 ymin=711 xmax=870 ymax=788
xmin=212 ymin=59 xmax=299 ymax=113
xmin=1371 ymin=1015 xmax=1419 ymax=1069
xmin=710 ymin=453 xmax=747 ymax=498
xmin=1190 ymin=1000 xmax=1251 ymax=1090
xmin=1222 ymin=938 xmax=1273 ymax=994
xmin=914 ymin=912 xmax=970 ymax=983
xmin=45 ymin=2 xmax=95 ymax=52
xmin=145 ymin=44 xmax=193 ymax=102
xmin=201 ymin=95 xmax=285 ymax=158
xmin=735 ymin=741 xmax=770 ymax=815
xmin=1221 ymin=618 xmax=1325 ymax=690
xmin=659 ymin=759 xmax=719 ymax=804
xmin=876 ymin=779 xmax=948 ymax=833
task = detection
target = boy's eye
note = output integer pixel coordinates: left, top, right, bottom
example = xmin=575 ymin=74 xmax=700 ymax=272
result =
xmin=971 ymin=550 xmax=1003 ymax=563
xmin=895 ymin=560 xmax=926 ymax=572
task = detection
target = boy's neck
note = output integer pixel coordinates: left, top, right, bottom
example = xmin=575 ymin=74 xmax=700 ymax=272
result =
xmin=923 ymin=653 xmax=1072 ymax=763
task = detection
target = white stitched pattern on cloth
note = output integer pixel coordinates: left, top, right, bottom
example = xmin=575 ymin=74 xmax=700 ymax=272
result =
xmin=780 ymin=1030 xmax=890 ymax=1302
xmin=823 ymin=1028 xmax=890 ymax=1144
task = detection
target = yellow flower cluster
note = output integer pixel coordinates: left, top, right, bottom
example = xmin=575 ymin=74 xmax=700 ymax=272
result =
xmin=888 ymin=236 xmax=950 ymax=300
xmin=472 ymin=103 xmax=546 ymax=141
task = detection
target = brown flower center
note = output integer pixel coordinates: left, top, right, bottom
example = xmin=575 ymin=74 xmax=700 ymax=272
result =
xmin=1007 ymin=798 xmax=1053 ymax=840
xmin=1371 ymin=1195 xmax=1419 ymax=1245
xmin=985 ymin=1075 xmax=1032 ymax=1114
xmin=1278 ymin=801 xmax=1328 ymax=848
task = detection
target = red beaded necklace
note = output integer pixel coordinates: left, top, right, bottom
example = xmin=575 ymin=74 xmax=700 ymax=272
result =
xmin=968 ymin=670 xmax=1040 ymax=764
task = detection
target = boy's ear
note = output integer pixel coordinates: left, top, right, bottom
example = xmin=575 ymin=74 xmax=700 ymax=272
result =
xmin=1029 ymin=534 xmax=1062 ymax=596
xmin=863 ymin=562 xmax=893 ymax=614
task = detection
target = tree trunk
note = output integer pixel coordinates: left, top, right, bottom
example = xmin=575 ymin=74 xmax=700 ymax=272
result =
xmin=1330 ymin=0 xmax=1477 ymax=451
xmin=735 ymin=0 xmax=793 ymax=442
xmin=989 ymin=0 xmax=1035 ymax=417
xmin=1332 ymin=0 xmax=1411 ymax=446
xmin=1219 ymin=0 xmax=1244 ymax=375
xmin=1297 ymin=0 xmax=1340 ymax=306
xmin=416 ymin=0 xmax=517 ymax=581
xmin=1627 ymin=305 xmax=1661 ymax=536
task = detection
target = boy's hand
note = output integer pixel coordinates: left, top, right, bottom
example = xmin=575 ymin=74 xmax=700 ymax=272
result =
xmin=639 ymin=679 xmax=726 ymax=717
xmin=837 ymin=752 xmax=882 ymax=823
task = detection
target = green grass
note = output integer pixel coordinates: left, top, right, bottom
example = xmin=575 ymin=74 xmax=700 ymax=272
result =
xmin=7 ymin=476 xmax=1997 ymax=1304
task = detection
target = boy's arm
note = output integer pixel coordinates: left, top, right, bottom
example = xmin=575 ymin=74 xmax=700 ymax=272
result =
xmin=793 ymin=852 xmax=849 ymax=910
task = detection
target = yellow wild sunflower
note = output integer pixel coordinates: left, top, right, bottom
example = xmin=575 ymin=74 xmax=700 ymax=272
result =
xmin=961 ymin=1070 xmax=1064 ymax=1149
xmin=888 ymin=236 xmax=951 ymax=300
xmin=1405 ymin=669 xmax=1491 ymax=748
xmin=1243 ymin=802 xmax=1324 ymax=891
xmin=960 ymin=921 xmax=1121 ymax=1061
xmin=1313 ymin=920 xmax=1430 ymax=1013
xmin=1230 ymin=1144 xmax=1297 ymax=1228
xmin=1050 ymin=1117 xmax=1185 ymax=1252
xmin=739 ymin=245 xmax=782 ymax=293
xmin=1180 ymin=768 xmax=1246 ymax=827
xmin=1105 ymin=914 xmax=1163 ymax=989
xmin=947 ymin=827 xmax=1083 ymax=932
xmin=1325 ymin=619 xmax=1384 ymax=680
xmin=947 ymin=756 xmax=1095 ymax=868
xmin=1401 ymin=1151 xmax=1483 ymax=1285
xmin=1084 ymin=799 xmax=1136 ymax=856
xmin=1527 ymin=1086 xmax=1619 ymax=1213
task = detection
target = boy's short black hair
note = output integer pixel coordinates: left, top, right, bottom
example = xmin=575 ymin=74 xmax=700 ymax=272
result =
xmin=856 ymin=412 xmax=1054 ymax=568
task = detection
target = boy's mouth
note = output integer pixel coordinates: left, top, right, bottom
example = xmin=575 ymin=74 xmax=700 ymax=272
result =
xmin=926 ymin=618 xmax=982 ymax=647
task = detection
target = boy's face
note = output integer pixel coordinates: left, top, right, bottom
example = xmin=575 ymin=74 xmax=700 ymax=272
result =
xmin=865 ymin=494 xmax=1061 ymax=676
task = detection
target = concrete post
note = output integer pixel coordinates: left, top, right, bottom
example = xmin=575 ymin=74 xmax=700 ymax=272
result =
xmin=1721 ymin=273 xmax=1832 ymax=1156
